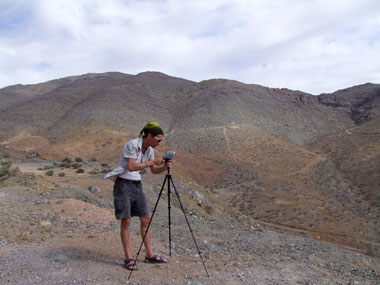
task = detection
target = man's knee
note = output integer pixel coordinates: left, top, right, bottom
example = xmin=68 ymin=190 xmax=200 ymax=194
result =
xmin=121 ymin=218 xmax=131 ymax=229
xmin=140 ymin=216 xmax=151 ymax=226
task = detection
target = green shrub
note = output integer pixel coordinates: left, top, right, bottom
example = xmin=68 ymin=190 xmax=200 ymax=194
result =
xmin=75 ymin=157 xmax=83 ymax=162
xmin=76 ymin=168 xmax=85 ymax=173
xmin=45 ymin=170 xmax=54 ymax=176
xmin=58 ymin=172 xmax=66 ymax=177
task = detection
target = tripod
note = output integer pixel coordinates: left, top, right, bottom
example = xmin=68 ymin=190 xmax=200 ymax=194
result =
xmin=128 ymin=167 xmax=210 ymax=279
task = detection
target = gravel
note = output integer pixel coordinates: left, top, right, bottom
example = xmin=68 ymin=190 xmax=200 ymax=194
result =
xmin=1 ymin=170 xmax=379 ymax=284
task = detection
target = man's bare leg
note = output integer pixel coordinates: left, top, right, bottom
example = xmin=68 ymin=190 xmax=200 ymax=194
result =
xmin=120 ymin=218 xmax=138 ymax=269
xmin=140 ymin=216 xmax=167 ymax=262
xmin=120 ymin=218 xmax=132 ymax=259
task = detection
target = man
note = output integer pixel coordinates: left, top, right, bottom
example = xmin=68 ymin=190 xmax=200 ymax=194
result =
xmin=105 ymin=122 xmax=171 ymax=271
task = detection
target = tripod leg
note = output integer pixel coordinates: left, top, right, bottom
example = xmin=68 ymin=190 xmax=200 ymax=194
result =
xmin=168 ymin=176 xmax=210 ymax=277
xmin=168 ymin=175 xmax=172 ymax=257
xmin=128 ymin=175 xmax=168 ymax=280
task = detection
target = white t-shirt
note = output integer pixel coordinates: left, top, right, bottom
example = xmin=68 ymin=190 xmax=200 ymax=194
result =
xmin=104 ymin=136 xmax=154 ymax=181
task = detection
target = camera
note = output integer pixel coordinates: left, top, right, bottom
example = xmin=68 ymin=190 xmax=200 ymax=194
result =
xmin=163 ymin=150 xmax=175 ymax=162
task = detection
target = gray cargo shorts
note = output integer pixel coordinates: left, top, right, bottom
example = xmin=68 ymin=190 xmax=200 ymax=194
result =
xmin=113 ymin=178 xmax=149 ymax=219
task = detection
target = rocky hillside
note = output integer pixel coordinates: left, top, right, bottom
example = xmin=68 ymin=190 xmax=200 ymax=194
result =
xmin=0 ymin=72 xmax=379 ymax=257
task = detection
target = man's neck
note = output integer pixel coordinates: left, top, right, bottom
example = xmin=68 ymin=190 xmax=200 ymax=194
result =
xmin=141 ymin=137 xmax=148 ymax=154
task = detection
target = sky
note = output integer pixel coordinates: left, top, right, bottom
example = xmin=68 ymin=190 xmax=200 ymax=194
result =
xmin=0 ymin=0 xmax=379 ymax=95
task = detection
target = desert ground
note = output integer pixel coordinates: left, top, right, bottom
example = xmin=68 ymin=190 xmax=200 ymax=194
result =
xmin=1 ymin=160 xmax=379 ymax=284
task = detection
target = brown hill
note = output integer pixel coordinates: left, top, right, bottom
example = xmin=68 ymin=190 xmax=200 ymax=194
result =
xmin=0 ymin=71 xmax=379 ymax=256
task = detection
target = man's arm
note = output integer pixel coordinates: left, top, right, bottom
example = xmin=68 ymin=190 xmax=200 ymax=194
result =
xmin=127 ymin=157 xmax=166 ymax=172
xmin=150 ymin=161 xmax=172 ymax=174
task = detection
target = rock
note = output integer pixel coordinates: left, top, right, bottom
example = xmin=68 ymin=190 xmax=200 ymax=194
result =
xmin=186 ymin=281 xmax=203 ymax=285
xmin=54 ymin=254 xmax=69 ymax=263
xmin=193 ymin=191 xmax=207 ymax=204
xmin=88 ymin=186 xmax=100 ymax=194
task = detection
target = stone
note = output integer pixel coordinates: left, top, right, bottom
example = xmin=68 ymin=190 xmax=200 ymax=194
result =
xmin=88 ymin=186 xmax=101 ymax=194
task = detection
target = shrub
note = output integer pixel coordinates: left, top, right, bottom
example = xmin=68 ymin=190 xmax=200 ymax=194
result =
xmin=75 ymin=157 xmax=83 ymax=162
xmin=71 ymin=163 xmax=81 ymax=169
xmin=45 ymin=170 xmax=54 ymax=176
xmin=88 ymin=169 xmax=98 ymax=175
xmin=61 ymin=162 xmax=72 ymax=168
xmin=58 ymin=172 xmax=66 ymax=177
xmin=0 ymin=168 xmax=9 ymax=180
xmin=62 ymin=157 xmax=72 ymax=163
xmin=43 ymin=164 xmax=55 ymax=170
xmin=0 ymin=159 xmax=19 ymax=181
xmin=9 ymin=167 xmax=20 ymax=177
xmin=76 ymin=168 xmax=85 ymax=173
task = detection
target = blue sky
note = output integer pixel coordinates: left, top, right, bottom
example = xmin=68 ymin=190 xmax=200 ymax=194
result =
xmin=0 ymin=0 xmax=379 ymax=94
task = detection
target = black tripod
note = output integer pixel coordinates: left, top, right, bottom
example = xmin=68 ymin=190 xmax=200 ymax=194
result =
xmin=128 ymin=167 xmax=209 ymax=279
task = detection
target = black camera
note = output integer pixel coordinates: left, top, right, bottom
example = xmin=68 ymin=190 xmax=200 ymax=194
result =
xmin=163 ymin=150 xmax=175 ymax=162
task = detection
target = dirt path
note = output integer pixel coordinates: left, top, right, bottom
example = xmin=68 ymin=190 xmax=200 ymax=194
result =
xmin=223 ymin=127 xmax=236 ymax=161
xmin=287 ymin=154 xmax=325 ymax=176
xmin=345 ymin=118 xmax=380 ymax=136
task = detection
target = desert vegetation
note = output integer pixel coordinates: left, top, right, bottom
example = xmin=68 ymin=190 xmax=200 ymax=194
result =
xmin=0 ymin=157 xmax=19 ymax=181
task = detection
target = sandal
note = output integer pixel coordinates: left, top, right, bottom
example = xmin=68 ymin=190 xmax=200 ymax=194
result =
xmin=144 ymin=254 xmax=167 ymax=264
xmin=124 ymin=259 xmax=138 ymax=271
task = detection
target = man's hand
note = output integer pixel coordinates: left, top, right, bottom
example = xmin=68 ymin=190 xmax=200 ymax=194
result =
xmin=151 ymin=158 xmax=165 ymax=166
xmin=149 ymin=158 xmax=173 ymax=174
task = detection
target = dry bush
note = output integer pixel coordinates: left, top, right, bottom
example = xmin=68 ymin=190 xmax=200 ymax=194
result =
xmin=88 ymin=169 xmax=98 ymax=175
xmin=71 ymin=163 xmax=82 ymax=169
xmin=0 ymin=159 xmax=20 ymax=181
xmin=62 ymin=157 xmax=72 ymax=163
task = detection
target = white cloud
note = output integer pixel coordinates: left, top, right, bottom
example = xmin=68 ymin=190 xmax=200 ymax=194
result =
xmin=0 ymin=0 xmax=379 ymax=94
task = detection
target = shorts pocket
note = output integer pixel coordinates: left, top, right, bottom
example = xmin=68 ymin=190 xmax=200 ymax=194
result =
xmin=114 ymin=197 xmax=124 ymax=217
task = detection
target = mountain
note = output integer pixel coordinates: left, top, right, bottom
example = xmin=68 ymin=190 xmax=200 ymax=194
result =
xmin=0 ymin=71 xmax=379 ymax=256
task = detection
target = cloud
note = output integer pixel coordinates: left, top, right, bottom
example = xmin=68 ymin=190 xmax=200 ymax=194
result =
xmin=0 ymin=0 xmax=379 ymax=94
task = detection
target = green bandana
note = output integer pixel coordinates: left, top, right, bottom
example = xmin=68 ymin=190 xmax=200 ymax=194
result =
xmin=140 ymin=121 xmax=164 ymax=137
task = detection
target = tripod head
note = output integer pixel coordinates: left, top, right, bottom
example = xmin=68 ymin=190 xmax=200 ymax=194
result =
xmin=163 ymin=151 xmax=175 ymax=173
xmin=163 ymin=150 xmax=175 ymax=163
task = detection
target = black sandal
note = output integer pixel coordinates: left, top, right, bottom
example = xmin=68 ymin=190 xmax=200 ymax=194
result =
xmin=124 ymin=259 xmax=138 ymax=271
xmin=144 ymin=254 xmax=167 ymax=264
